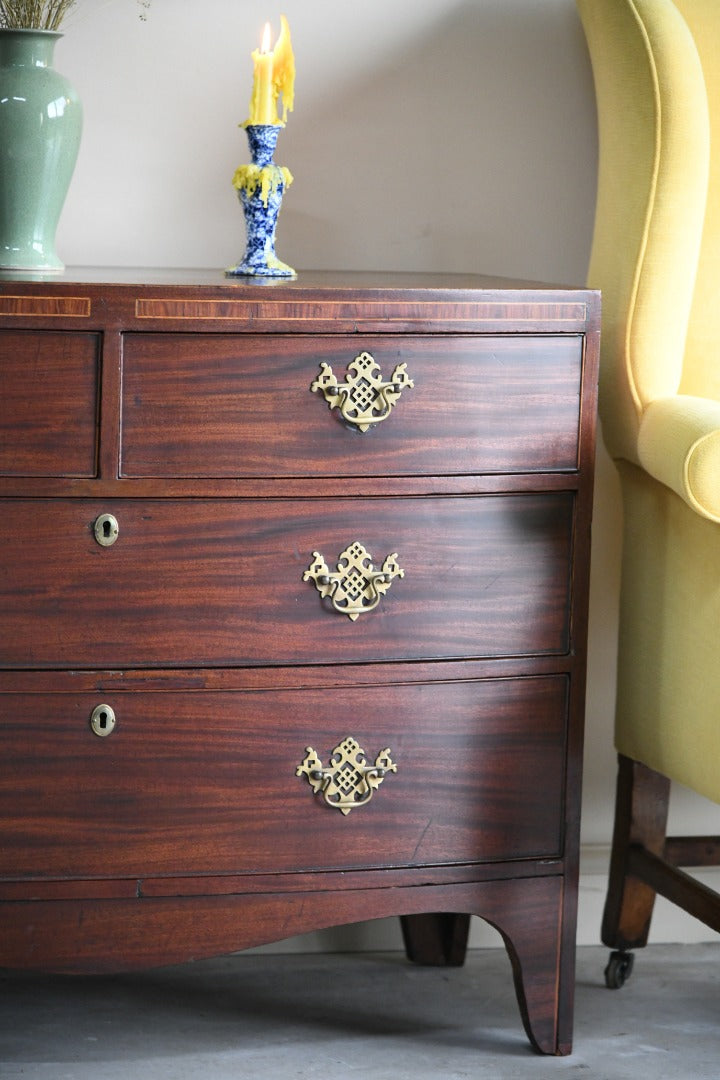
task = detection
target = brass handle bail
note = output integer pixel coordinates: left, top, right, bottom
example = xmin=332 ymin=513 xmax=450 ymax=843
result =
xmin=310 ymin=351 xmax=414 ymax=432
xmin=297 ymin=737 xmax=397 ymax=815
xmin=303 ymin=541 xmax=404 ymax=620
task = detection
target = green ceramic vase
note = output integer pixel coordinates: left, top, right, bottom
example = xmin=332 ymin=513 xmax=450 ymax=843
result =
xmin=0 ymin=29 xmax=82 ymax=272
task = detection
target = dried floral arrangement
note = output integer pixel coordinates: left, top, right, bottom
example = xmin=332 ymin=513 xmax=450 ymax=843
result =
xmin=0 ymin=1 xmax=150 ymax=29
xmin=0 ymin=1 xmax=77 ymax=29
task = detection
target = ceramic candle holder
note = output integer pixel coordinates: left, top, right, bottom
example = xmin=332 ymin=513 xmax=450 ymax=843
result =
xmin=226 ymin=124 xmax=295 ymax=278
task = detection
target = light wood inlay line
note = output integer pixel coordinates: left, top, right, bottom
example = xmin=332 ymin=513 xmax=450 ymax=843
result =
xmin=0 ymin=296 xmax=91 ymax=318
xmin=135 ymin=298 xmax=588 ymax=323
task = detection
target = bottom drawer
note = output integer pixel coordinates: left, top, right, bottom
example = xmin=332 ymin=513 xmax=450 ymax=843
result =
xmin=0 ymin=676 xmax=568 ymax=880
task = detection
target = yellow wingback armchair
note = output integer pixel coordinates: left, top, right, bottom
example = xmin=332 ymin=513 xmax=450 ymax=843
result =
xmin=577 ymin=0 xmax=720 ymax=988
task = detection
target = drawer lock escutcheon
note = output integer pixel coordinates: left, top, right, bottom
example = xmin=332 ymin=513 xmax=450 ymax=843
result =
xmin=310 ymin=351 xmax=414 ymax=431
xmin=90 ymin=704 xmax=117 ymax=737
xmin=296 ymin=737 xmax=397 ymax=815
xmin=93 ymin=513 xmax=119 ymax=547
xmin=303 ymin=541 xmax=404 ymax=620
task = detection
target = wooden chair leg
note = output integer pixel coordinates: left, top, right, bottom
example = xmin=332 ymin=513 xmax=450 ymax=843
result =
xmin=400 ymin=913 xmax=471 ymax=966
xmin=601 ymin=754 xmax=670 ymax=954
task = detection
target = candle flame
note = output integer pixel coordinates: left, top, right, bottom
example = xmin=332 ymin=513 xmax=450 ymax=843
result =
xmin=260 ymin=22 xmax=272 ymax=54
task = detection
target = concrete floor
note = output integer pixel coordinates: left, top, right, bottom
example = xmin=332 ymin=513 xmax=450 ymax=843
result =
xmin=1 ymin=943 xmax=718 ymax=1079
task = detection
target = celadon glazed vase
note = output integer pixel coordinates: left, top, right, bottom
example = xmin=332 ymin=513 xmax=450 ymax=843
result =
xmin=0 ymin=29 xmax=82 ymax=273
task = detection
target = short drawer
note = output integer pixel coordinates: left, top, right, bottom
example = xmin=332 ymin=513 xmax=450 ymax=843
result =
xmin=0 ymin=676 xmax=568 ymax=880
xmin=0 ymin=495 xmax=573 ymax=668
xmin=0 ymin=331 xmax=99 ymax=477
xmin=120 ymin=334 xmax=583 ymax=478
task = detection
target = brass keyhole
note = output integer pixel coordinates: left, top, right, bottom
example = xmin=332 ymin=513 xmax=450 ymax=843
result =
xmin=90 ymin=704 xmax=117 ymax=737
xmin=93 ymin=513 xmax=119 ymax=547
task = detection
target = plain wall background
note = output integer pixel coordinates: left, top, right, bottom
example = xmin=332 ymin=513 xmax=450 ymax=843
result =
xmin=51 ymin=0 xmax=720 ymax=945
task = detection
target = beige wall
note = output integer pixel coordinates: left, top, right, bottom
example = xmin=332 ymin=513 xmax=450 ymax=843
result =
xmin=55 ymin=0 xmax=720 ymax=944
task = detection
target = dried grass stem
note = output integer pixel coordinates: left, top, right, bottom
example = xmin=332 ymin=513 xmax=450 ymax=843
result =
xmin=0 ymin=1 xmax=76 ymax=31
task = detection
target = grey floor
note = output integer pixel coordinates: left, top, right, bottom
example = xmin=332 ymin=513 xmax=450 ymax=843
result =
xmin=1 ymin=944 xmax=718 ymax=1079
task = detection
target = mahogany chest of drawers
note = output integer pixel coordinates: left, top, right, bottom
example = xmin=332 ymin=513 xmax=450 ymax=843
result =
xmin=0 ymin=269 xmax=599 ymax=1056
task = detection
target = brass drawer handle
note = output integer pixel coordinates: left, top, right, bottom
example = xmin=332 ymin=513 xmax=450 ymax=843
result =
xmin=303 ymin=541 xmax=404 ymax=621
xmin=310 ymin=351 xmax=414 ymax=431
xmin=90 ymin=704 xmax=117 ymax=737
xmin=296 ymin=737 xmax=397 ymax=815
xmin=93 ymin=513 xmax=119 ymax=547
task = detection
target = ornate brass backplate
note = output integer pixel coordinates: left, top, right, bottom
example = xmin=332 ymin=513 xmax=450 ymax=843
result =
xmin=303 ymin=541 xmax=404 ymax=620
xmin=310 ymin=351 xmax=414 ymax=431
xmin=296 ymin=737 xmax=397 ymax=814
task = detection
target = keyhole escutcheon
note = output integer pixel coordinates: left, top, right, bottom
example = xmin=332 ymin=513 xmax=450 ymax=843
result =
xmin=90 ymin=704 xmax=117 ymax=737
xmin=93 ymin=513 xmax=119 ymax=547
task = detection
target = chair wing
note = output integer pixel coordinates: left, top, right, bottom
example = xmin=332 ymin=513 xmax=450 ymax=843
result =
xmin=578 ymin=0 xmax=710 ymax=467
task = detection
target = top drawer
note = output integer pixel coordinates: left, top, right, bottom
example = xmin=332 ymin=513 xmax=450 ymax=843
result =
xmin=120 ymin=334 xmax=583 ymax=479
xmin=0 ymin=331 xmax=99 ymax=477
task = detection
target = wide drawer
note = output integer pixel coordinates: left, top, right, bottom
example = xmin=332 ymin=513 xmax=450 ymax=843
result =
xmin=0 ymin=495 xmax=573 ymax=668
xmin=0 ymin=676 xmax=567 ymax=879
xmin=120 ymin=334 xmax=583 ymax=478
xmin=0 ymin=330 xmax=99 ymax=477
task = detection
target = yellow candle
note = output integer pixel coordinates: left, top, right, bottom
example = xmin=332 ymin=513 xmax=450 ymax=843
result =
xmin=246 ymin=15 xmax=295 ymax=127
xmin=249 ymin=23 xmax=275 ymax=126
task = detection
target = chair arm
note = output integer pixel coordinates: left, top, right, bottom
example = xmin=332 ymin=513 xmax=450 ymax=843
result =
xmin=637 ymin=396 xmax=720 ymax=523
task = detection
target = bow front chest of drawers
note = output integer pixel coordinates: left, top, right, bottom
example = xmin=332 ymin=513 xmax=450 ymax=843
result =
xmin=0 ymin=270 xmax=599 ymax=1056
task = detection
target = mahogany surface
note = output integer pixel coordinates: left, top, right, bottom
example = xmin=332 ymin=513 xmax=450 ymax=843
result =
xmin=0 ymin=677 xmax=567 ymax=879
xmin=0 ymin=495 xmax=573 ymax=668
xmin=0 ymin=269 xmax=600 ymax=1056
xmin=120 ymin=333 xmax=583 ymax=478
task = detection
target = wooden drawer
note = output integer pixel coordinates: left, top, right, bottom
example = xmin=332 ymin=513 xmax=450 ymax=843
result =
xmin=120 ymin=334 xmax=583 ymax=478
xmin=0 ymin=676 xmax=567 ymax=880
xmin=0 ymin=331 xmax=99 ymax=477
xmin=0 ymin=495 xmax=573 ymax=669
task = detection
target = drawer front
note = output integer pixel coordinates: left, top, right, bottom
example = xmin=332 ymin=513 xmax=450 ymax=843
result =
xmin=0 ymin=677 xmax=567 ymax=879
xmin=0 ymin=331 xmax=99 ymax=477
xmin=120 ymin=334 xmax=583 ymax=478
xmin=0 ymin=495 xmax=573 ymax=668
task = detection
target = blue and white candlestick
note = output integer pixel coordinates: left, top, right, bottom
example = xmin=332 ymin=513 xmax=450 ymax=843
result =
xmin=226 ymin=124 xmax=295 ymax=278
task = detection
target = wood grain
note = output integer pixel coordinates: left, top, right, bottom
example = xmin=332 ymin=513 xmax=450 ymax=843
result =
xmin=0 ymin=494 xmax=574 ymax=668
xmin=0 ymin=676 xmax=567 ymax=880
xmin=0 ymin=331 xmax=99 ymax=476
xmin=120 ymin=333 xmax=582 ymax=478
